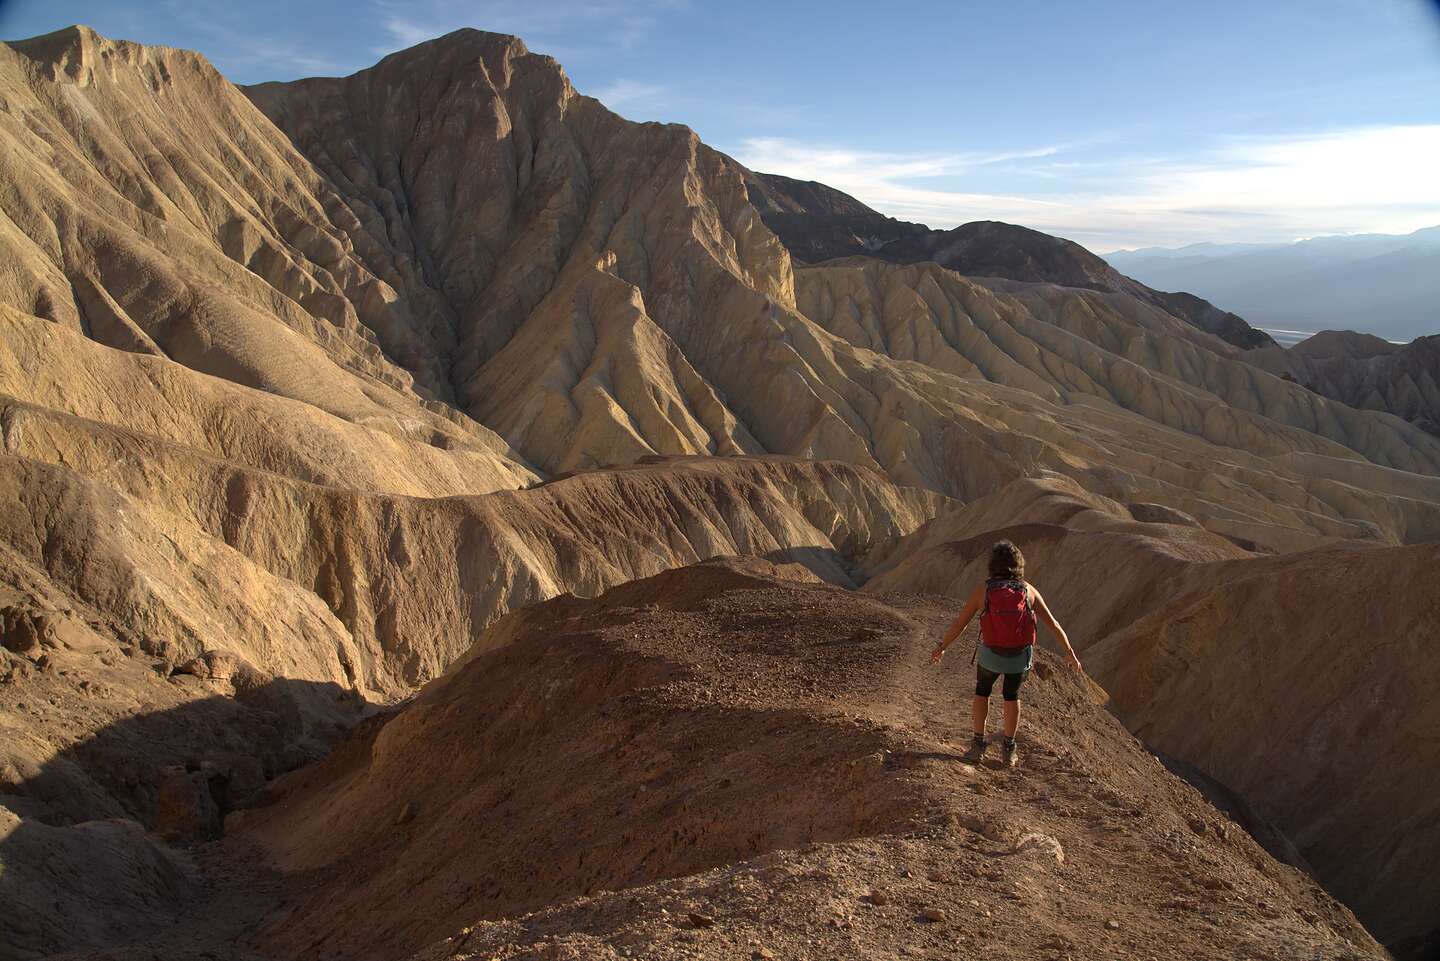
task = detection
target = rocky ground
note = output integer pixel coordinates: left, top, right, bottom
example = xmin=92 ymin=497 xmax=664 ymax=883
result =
xmin=14 ymin=558 xmax=1381 ymax=961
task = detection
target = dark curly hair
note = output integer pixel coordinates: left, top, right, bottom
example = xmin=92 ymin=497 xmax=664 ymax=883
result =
xmin=988 ymin=540 xmax=1025 ymax=580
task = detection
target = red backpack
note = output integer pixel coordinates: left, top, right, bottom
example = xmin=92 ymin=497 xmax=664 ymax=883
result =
xmin=979 ymin=578 xmax=1037 ymax=652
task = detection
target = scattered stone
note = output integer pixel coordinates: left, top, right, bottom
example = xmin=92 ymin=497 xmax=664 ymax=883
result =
xmin=751 ymin=949 xmax=775 ymax=960
xmin=396 ymin=800 xmax=418 ymax=825
xmin=175 ymin=649 xmax=273 ymax=690
xmin=0 ymin=606 xmax=50 ymax=656
xmin=867 ymin=888 xmax=889 ymax=906
xmin=1104 ymin=919 xmax=1121 ymax=931
xmin=687 ymin=912 xmax=714 ymax=929
xmin=1188 ymin=818 xmax=1207 ymax=836
xmin=920 ymin=907 xmax=945 ymax=923
xmin=34 ymin=654 xmax=53 ymax=672
xmin=1012 ymin=832 xmax=1066 ymax=863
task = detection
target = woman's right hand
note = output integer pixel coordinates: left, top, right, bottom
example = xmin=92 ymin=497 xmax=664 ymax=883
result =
xmin=930 ymin=645 xmax=946 ymax=664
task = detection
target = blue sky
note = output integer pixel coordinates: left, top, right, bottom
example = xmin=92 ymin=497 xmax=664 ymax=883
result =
xmin=3 ymin=0 xmax=1439 ymax=251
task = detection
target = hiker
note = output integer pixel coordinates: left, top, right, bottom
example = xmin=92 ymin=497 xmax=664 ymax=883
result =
xmin=929 ymin=540 xmax=1083 ymax=767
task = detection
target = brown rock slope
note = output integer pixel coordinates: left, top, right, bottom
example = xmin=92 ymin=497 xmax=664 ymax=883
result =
xmin=1085 ymin=543 xmax=1440 ymax=951
xmin=1247 ymin=331 xmax=1440 ymax=437
xmin=863 ymin=476 xmax=1440 ymax=950
xmin=214 ymin=559 xmax=1380 ymax=961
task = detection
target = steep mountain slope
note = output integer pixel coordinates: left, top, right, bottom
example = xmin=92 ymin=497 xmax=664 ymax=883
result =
xmin=0 ymin=22 xmax=1438 ymax=961
xmin=746 ymin=172 xmax=1277 ymax=349
xmin=862 ymin=476 xmax=1440 ymax=951
xmin=240 ymin=30 xmax=1440 ymax=534
xmin=1108 ymin=227 xmax=1440 ymax=343
xmin=1247 ymin=332 xmax=1440 ymax=436
xmin=4 ymin=24 xmax=1440 ymax=542
xmin=221 ymin=561 xmax=1382 ymax=961
xmin=794 ymin=259 xmax=1440 ymax=479
xmin=0 ymin=27 xmax=532 ymax=491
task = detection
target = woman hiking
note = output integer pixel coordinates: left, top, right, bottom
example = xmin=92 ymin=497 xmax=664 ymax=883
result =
xmin=930 ymin=540 xmax=1083 ymax=768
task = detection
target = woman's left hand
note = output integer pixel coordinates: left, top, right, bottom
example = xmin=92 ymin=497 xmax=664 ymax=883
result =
xmin=930 ymin=645 xmax=946 ymax=664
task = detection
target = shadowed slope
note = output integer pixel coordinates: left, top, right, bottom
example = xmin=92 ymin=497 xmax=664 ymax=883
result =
xmin=863 ymin=477 xmax=1440 ymax=950
xmin=1248 ymin=333 xmax=1440 ymax=437
xmin=228 ymin=560 xmax=1381 ymax=961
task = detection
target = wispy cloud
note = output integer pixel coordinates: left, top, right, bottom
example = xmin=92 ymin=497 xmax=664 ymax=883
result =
xmin=733 ymin=125 xmax=1440 ymax=251
xmin=370 ymin=0 xmax=686 ymax=59
xmin=159 ymin=0 xmax=351 ymax=77
xmin=589 ymin=78 xmax=667 ymax=110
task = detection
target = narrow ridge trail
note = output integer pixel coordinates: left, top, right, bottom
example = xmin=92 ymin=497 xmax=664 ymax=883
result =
xmin=221 ymin=560 xmax=1383 ymax=961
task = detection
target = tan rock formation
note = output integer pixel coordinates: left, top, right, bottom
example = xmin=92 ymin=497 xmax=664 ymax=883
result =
xmin=1 ymin=21 xmax=1438 ymax=961
xmin=1248 ymin=331 xmax=1440 ymax=437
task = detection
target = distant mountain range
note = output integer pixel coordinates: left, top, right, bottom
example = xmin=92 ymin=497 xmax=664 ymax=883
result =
xmin=1107 ymin=227 xmax=1440 ymax=345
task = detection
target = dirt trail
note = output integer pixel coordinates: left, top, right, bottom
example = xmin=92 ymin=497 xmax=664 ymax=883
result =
xmin=160 ymin=558 xmax=1376 ymax=961
xmin=15 ymin=559 xmax=1388 ymax=961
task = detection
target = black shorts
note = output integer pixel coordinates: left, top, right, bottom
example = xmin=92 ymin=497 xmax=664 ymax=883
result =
xmin=975 ymin=666 xmax=1028 ymax=702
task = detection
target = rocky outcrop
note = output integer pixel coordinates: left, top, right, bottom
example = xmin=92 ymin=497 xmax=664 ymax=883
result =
xmin=796 ymin=259 xmax=1440 ymax=477
xmin=1248 ymin=332 xmax=1440 ymax=437
xmin=745 ymin=172 xmax=1277 ymax=349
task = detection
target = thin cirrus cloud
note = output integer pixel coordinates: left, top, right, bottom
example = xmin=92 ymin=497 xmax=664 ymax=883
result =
xmin=370 ymin=0 xmax=685 ymax=59
xmin=589 ymin=79 xmax=667 ymax=110
xmin=733 ymin=124 xmax=1440 ymax=252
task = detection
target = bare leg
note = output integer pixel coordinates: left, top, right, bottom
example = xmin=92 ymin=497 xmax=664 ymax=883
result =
xmin=971 ymin=694 xmax=989 ymax=737
xmin=1002 ymin=699 xmax=1020 ymax=737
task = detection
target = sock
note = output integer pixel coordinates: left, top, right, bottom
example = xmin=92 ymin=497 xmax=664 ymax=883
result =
xmin=1003 ymin=736 xmax=1017 ymax=749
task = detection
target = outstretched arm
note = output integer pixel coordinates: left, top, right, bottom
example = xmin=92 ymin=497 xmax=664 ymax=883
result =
xmin=1033 ymin=589 xmax=1083 ymax=672
xmin=931 ymin=584 xmax=984 ymax=664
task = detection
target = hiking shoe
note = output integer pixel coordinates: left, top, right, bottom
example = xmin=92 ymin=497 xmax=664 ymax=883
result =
xmin=1002 ymin=738 xmax=1019 ymax=768
xmin=962 ymin=735 xmax=988 ymax=763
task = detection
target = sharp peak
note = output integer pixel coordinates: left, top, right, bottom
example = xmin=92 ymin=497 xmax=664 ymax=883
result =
xmin=11 ymin=23 xmax=99 ymax=42
xmin=4 ymin=22 xmax=216 ymax=84
xmin=5 ymin=22 xmax=106 ymax=51
xmin=376 ymin=27 xmax=533 ymax=62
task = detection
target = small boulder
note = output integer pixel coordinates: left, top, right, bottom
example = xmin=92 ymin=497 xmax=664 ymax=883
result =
xmin=1012 ymin=832 xmax=1065 ymax=864
xmin=175 ymin=649 xmax=270 ymax=687
xmin=920 ymin=907 xmax=945 ymax=923
xmin=687 ymin=912 xmax=715 ymax=929
xmin=1104 ymin=919 xmax=1121 ymax=931
xmin=396 ymin=800 xmax=418 ymax=825
xmin=0 ymin=606 xmax=50 ymax=656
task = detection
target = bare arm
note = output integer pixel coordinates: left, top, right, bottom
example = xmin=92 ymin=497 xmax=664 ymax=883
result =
xmin=930 ymin=584 xmax=984 ymax=663
xmin=1032 ymin=587 xmax=1083 ymax=672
